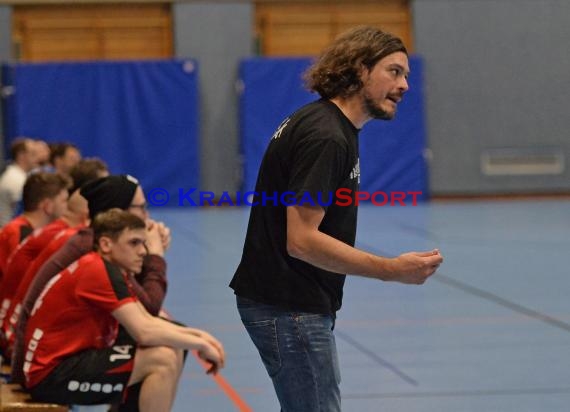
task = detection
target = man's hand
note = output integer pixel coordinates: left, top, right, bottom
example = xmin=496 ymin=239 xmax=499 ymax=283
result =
xmin=145 ymin=219 xmax=165 ymax=256
xmin=197 ymin=340 xmax=226 ymax=375
xmin=387 ymin=249 xmax=443 ymax=284
xmin=154 ymin=221 xmax=171 ymax=251
xmin=193 ymin=330 xmax=225 ymax=362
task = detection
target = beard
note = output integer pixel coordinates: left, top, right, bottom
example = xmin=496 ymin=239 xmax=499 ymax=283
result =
xmin=362 ymin=93 xmax=395 ymax=120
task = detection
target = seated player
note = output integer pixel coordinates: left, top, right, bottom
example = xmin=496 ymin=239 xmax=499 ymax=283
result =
xmin=0 ymin=158 xmax=108 ymax=357
xmin=10 ymin=175 xmax=169 ymax=385
xmin=0 ymin=187 xmax=89 ymax=356
xmin=23 ymin=209 xmax=225 ymax=411
xmin=0 ymin=172 xmax=69 ymax=286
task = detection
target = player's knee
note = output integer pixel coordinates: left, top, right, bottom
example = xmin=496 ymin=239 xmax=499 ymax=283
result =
xmin=152 ymin=346 xmax=182 ymax=375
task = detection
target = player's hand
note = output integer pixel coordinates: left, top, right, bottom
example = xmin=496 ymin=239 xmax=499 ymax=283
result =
xmin=198 ymin=341 xmax=225 ymax=375
xmin=145 ymin=219 xmax=165 ymax=256
xmin=154 ymin=221 xmax=171 ymax=251
xmin=195 ymin=330 xmax=225 ymax=362
xmin=388 ymin=249 xmax=442 ymax=284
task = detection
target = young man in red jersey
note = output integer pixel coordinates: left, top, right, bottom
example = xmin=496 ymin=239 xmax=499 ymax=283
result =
xmin=0 ymin=158 xmax=108 ymax=356
xmin=0 ymin=187 xmax=89 ymax=355
xmin=10 ymin=175 xmax=170 ymax=386
xmin=0 ymin=172 xmax=69 ymax=283
xmin=24 ymin=209 xmax=224 ymax=411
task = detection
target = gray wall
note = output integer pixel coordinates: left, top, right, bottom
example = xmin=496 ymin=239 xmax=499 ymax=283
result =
xmin=173 ymin=2 xmax=254 ymax=194
xmin=0 ymin=5 xmax=11 ymax=164
xmin=0 ymin=7 xmax=9 ymax=61
xmin=413 ymin=0 xmax=570 ymax=195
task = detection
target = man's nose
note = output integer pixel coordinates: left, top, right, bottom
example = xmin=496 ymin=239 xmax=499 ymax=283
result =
xmin=399 ymin=76 xmax=409 ymax=92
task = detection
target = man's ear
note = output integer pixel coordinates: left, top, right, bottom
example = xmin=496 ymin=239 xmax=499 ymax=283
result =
xmin=359 ymin=63 xmax=370 ymax=81
xmin=38 ymin=198 xmax=54 ymax=216
xmin=98 ymin=236 xmax=113 ymax=254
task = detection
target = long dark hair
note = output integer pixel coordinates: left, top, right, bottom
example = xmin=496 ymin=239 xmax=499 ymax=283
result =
xmin=304 ymin=26 xmax=407 ymax=99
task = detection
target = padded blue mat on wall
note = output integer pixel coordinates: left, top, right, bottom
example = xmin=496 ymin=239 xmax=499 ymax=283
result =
xmin=1 ymin=59 xmax=200 ymax=206
xmin=239 ymin=56 xmax=428 ymax=201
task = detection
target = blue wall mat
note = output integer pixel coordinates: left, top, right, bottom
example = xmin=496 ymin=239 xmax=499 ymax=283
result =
xmin=1 ymin=60 xmax=200 ymax=206
xmin=239 ymin=56 xmax=428 ymax=201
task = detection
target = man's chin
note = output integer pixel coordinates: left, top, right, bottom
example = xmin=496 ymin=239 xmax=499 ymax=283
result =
xmin=372 ymin=109 xmax=395 ymax=120
xmin=365 ymin=101 xmax=395 ymax=120
xmin=130 ymin=264 xmax=144 ymax=274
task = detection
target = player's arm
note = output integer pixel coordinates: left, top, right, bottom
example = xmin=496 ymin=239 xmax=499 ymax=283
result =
xmin=128 ymin=219 xmax=167 ymax=315
xmin=286 ymin=204 xmax=442 ymax=284
xmin=129 ymin=255 xmax=166 ymax=316
xmin=112 ymin=301 xmax=224 ymax=373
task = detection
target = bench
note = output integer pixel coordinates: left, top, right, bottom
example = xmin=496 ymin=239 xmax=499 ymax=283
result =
xmin=1 ymin=382 xmax=67 ymax=411
xmin=1 ymin=364 xmax=68 ymax=412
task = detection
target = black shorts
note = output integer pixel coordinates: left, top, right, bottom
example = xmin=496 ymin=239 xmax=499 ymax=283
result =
xmin=29 ymin=340 xmax=137 ymax=405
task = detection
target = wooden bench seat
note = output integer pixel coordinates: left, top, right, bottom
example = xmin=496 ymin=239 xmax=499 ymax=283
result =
xmin=1 ymin=382 xmax=66 ymax=410
xmin=1 ymin=364 xmax=68 ymax=412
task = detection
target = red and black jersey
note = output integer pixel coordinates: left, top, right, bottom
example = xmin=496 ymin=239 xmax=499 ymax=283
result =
xmin=1 ymin=219 xmax=69 ymax=308
xmin=0 ymin=223 xmax=77 ymax=355
xmin=10 ymin=227 xmax=167 ymax=385
xmin=24 ymin=252 xmax=136 ymax=389
xmin=8 ymin=226 xmax=83 ymax=382
xmin=0 ymin=216 xmax=33 ymax=282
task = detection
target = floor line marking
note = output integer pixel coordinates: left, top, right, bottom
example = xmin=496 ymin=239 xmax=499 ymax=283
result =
xmin=357 ymin=242 xmax=570 ymax=334
xmin=433 ymin=274 xmax=570 ymax=333
xmin=192 ymin=350 xmax=254 ymax=412
xmin=335 ymin=330 xmax=419 ymax=386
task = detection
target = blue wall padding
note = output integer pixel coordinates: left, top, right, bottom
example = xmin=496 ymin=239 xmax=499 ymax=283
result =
xmin=239 ymin=56 xmax=428 ymax=201
xmin=1 ymin=60 xmax=199 ymax=206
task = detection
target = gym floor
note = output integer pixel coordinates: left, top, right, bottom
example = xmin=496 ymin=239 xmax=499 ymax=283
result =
xmin=151 ymin=198 xmax=570 ymax=411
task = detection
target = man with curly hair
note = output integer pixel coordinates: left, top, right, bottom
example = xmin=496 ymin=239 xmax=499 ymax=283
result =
xmin=230 ymin=26 xmax=443 ymax=411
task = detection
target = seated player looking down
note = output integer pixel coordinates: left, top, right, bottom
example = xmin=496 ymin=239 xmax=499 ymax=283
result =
xmin=0 ymin=159 xmax=107 ymax=358
xmin=10 ymin=174 xmax=169 ymax=386
xmin=23 ymin=209 xmax=225 ymax=411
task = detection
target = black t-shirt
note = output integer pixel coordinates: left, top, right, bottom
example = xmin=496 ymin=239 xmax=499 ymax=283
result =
xmin=230 ymin=99 xmax=360 ymax=314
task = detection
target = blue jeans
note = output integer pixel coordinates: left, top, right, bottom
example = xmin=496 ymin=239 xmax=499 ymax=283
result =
xmin=237 ymin=296 xmax=341 ymax=412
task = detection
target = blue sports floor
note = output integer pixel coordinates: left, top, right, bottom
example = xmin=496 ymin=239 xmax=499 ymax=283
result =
xmin=150 ymin=199 xmax=570 ymax=411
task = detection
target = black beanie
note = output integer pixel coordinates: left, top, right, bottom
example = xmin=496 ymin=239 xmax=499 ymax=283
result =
xmin=80 ymin=174 xmax=139 ymax=220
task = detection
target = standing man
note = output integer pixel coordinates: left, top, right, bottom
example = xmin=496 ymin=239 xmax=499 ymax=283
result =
xmin=230 ymin=26 xmax=443 ymax=411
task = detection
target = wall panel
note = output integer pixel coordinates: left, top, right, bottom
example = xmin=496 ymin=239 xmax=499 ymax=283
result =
xmin=256 ymin=0 xmax=412 ymax=56
xmin=12 ymin=3 xmax=172 ymax=61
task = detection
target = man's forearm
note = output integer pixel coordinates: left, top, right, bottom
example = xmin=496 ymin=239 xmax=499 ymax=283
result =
xmin=287 ymin=229 xmax=395 ymax=280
